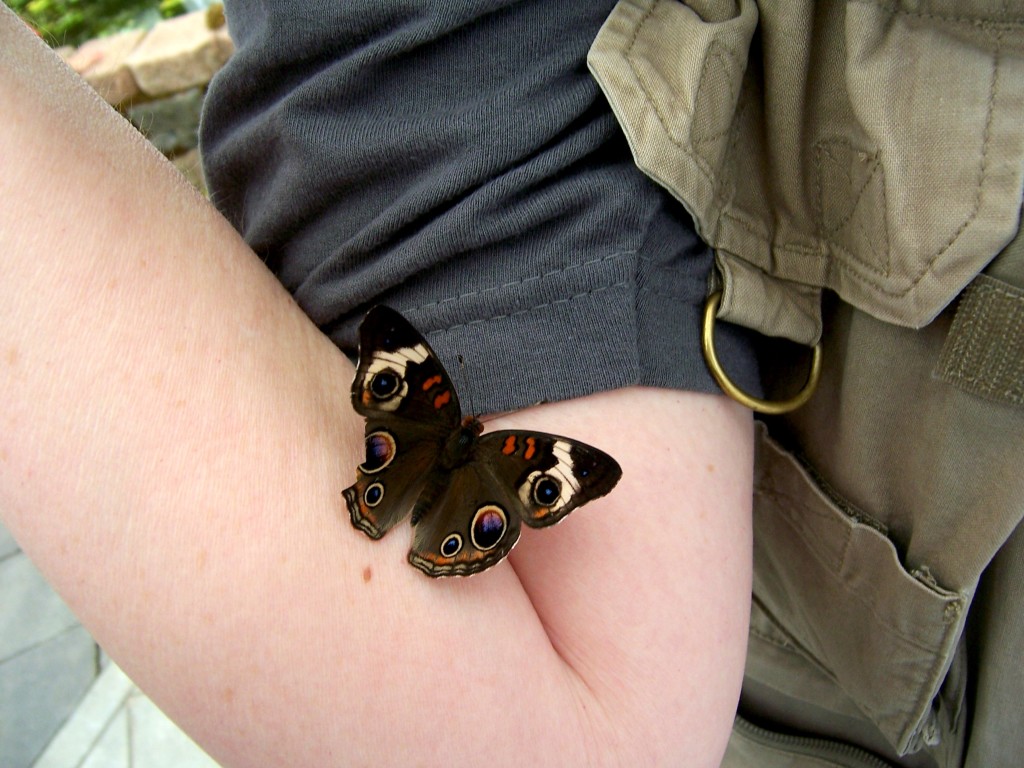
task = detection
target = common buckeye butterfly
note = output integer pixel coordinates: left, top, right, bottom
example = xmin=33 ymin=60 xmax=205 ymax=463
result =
xmin=343 ymin=306 xmax=622 ymax=577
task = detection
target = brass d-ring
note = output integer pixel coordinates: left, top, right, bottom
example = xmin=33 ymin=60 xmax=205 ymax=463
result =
xmin=701 ymin=291 xmax=822 ymax=415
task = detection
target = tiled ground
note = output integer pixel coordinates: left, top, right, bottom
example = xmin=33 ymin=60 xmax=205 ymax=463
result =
xmin=0 ymin=522 xmax=219 ymax=768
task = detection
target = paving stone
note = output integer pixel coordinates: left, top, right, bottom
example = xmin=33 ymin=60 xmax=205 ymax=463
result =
xmin=34 ymin=662 xmax=133 ymax=768
xmin=126 ymin=10 xmax=233 ymax=97
xmin=127 ymin=692 xmax=221 ymax=768
xmin=0 ymin=625 xmax=96 ymax=768
xmin=0 ymin=552 xmax=80 ymax=662
xmin=66 ymin=28 xmax=146 ymax=106
xmin=80 ymin=706 xmax=130 ymax=768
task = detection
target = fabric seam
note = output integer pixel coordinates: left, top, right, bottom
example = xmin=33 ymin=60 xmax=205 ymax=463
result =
xmin=424 ymin=280 xmax=632 ymax=334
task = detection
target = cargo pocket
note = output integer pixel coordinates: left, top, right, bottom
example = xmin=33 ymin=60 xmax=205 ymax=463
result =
xmin=724 ymin=713 xmax=899 ymax=768
xmin=739 ymin=424 xmax=969 ymax=759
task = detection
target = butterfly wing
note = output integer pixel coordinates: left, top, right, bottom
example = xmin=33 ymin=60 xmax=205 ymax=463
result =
xmin=344 ymin=431 xmax=439 ymax=539
xmin=407 ymin=431 xmax=622 ymax=577
xmin=478 ymin=431 xmax=622 ymax=528
xmin=407 ymin=461 xmax=524 ymax=577
xmin=350 ymin=305 xmax=461 ymax=430
xmin=344 ymin=306 xmax=462 ymax=540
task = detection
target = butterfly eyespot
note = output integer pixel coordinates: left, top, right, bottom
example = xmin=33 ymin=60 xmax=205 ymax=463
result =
xmin=440 ymin=533 xmax=463 ymax=558
xmin=471 ymin=505 xmax=507 ymax=551
xmin=369 ymin=369 xmax=402 ymax=400
xmin=360 ymin=431 xmax=397 ymax=473
xmin=532 ymin=476 xmax=561 ymax=506
xmin=363 ymin=482 xmax=384 ymax=507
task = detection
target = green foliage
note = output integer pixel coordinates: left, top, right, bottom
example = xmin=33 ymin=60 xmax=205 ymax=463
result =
xmin=4 ymin=0 xmax=185 ymax=48
xmin=158 ymin=0 xmax=186 ymax=18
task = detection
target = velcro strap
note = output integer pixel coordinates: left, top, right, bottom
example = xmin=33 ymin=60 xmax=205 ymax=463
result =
xmin=936 ymin=274 xmax=1024 ymax=408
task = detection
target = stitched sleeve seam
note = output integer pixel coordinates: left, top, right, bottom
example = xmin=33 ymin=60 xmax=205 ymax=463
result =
xmin=409 ymin=251 xmax=634 ymax=316
xmin=424 ymin=280 xmax=632 ymax=334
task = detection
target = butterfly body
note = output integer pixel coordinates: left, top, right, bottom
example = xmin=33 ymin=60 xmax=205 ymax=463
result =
xmin=438 ymin=417 xmax=485 ymax=470
xmin=344 ymin=306 xmax=621 ymax=577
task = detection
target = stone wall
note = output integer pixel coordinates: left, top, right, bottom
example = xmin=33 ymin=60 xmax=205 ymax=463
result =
xmin=61 ymin=6 xmax=233 ymax=192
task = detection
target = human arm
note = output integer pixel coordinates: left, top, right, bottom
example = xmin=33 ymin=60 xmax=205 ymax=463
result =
xmin=0 ymin=8 xmax=752 ymax=766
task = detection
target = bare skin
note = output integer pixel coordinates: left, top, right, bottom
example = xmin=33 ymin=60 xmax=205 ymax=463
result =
xmin=0 ymin=10 xmax=752 ymax=767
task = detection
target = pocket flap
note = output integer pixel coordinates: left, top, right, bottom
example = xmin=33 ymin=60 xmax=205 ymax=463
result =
xmin=590 ymin=1 xmax=1024 ymax=334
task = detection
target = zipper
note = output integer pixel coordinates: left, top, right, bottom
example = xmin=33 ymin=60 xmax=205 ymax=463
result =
xmin=733 ymin=714 xmax=898 ymax=768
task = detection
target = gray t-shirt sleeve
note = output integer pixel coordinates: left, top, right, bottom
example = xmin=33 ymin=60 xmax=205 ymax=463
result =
xmin=200 ymin=0 xmax=759 ymax=414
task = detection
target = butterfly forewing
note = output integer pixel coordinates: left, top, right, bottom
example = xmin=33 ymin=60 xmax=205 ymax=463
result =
xmin=351 ymin=306 xmax=462 ymax=432
xmin=478 ymin=431 xmax=622 ymax=528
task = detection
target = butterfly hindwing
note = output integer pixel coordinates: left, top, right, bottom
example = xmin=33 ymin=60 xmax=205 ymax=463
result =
xmin=343 ymin=426 xmax=438 ymax=539
xmin=407 ymin=462 xmax=524 ymax=577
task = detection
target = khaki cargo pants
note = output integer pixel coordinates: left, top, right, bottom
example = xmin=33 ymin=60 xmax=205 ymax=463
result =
xmin=590 ymin=2 xmax=1024 ymax=766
